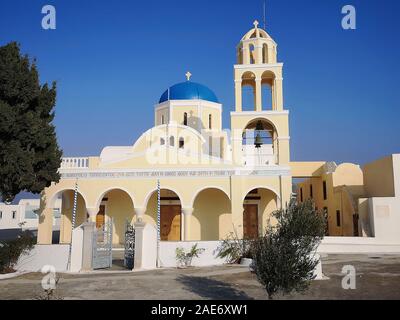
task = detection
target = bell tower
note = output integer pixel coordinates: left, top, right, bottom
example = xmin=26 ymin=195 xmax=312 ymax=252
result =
xmin=230 ymin=21 xmax=290 ymax=167
xmin=234 ymin=20 xmax=283 ymax=112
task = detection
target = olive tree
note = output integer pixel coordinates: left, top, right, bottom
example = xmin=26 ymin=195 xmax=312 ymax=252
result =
xmin=251 ymin=200 xmax=326 ymax=299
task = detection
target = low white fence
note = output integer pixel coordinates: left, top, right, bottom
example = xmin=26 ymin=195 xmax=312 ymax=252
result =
xmin=12 ymin=236 xmax=400 ymax=275
xmin=159 ymin=241 xmax=226 ymax=268
xmin=61 ymin=157 xmax=89 ymax=169
xmin=318 ymin=237 xmax=400 ymax=254
xmin=16 ymin=244 xmax=69 ymax=272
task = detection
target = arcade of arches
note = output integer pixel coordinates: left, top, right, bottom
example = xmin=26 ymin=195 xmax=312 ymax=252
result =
xmin=44 ymin=186 xmax=279 ymax=246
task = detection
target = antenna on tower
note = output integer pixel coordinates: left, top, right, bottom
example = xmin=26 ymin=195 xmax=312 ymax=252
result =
xmin=263 ymin=0 xmax=266 ymax=30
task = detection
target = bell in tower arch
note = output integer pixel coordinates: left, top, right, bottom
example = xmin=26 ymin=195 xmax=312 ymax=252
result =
xmin=254 ymin=120 xmax=264 ymax=149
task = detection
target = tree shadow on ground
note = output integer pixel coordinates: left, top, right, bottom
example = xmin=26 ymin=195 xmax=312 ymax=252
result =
xmin=177 ymin=275 xmax=254 ymax=300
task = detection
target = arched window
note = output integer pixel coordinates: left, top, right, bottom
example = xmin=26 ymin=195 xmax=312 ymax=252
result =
xmin=179 ymin=137 xmax=184 ymax=149
xmin=263 ymin=44 xmax=269 ymax=64
xmin=249 ymin=44 xmax=255 ymax=64
xmin=241 ymin=71 xmax=256 ymax=111
xmin=261 ymin=71 xmax=276 ymax=110
xmin=208 ymin=114 xmax=212 ymax=129
xmin=183 ymin=112 xmax=188 ymax=126
xmin=160 ymin=138 xmax=165 ymax=146
xmin=161 ymin=115 xmax=165 ymax=125
xmin=169 ymin=136 xmax=175 ymax=147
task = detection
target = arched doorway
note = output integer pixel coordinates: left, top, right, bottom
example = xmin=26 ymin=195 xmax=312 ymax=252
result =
xmin=95 ymin=188 xmax=135 ymax=246
xmin=243 ymin=188 xmax=279 ymax=238
xmin=192 ymin=188 xmax=231 ymax=240
xmin=51 ymin=189 xmax=88 ymax=244
xmin=145 ymin=189 xmax=182 ymax=241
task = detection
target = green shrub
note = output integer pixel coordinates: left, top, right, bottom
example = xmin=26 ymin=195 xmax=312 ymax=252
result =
xmin=216 ymin=228 xmax=254 ymax=264
xmin=176 ymin=244 xmax=205 ymax=268
xmin=251 ymin=200 xmax=326 ymax=299
xmin=0 ymin=230 xmax=35 ymax=273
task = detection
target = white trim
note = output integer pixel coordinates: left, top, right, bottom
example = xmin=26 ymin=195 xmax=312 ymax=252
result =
xmin=59 ymin=167 xmax=292 ymax=181
xmin=230 ymin=110 xmax=289 ymax=116
xmin=155 ymin=100 xmax=222 ymax=111
xmin=155 ymin=101 xmax=170 ymax=109
xmin=240 ymin=37 xmax=277 ymax=46
xmin=234 ymin=63 xmax=283 ymax=69
xmin=155 ymin=105 xmax=170 ymax=112
xmin=277 ymin=136 xmax=291 ymax=141
xmin=48 ymin=188 xmax=88 ymax=209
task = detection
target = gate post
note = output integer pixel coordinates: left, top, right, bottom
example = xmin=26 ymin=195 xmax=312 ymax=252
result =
xmin=134 ymin=221 xmax=157 ymax=270
xmin=81 ymin=222 xmax=96 ymax=271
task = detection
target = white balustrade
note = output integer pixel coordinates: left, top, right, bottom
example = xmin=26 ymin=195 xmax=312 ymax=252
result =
xmin=61 ymin=157 xmax=89 ymax=169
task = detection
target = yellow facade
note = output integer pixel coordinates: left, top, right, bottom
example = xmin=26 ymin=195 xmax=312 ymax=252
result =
xmin=37 ymin=21 xmax=295 ymax=246
xmin=297 ymin=156 xmax=400 ymax=238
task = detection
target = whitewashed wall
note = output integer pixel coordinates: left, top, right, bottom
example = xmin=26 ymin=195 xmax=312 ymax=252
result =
xmin=159 ymin=241 xmax=226 ymax=268
xmin=0 ymin=199 xmax=61 ymax=231
xmin=16 ymin=244 xmax=69 ymax=272
xmin=368 ymin=197 xmax=400 ymax=243
xmin=318 ymin=237 xmax=400 ymax=254
xmin=0 ymin=204 xmax=21 ymax=230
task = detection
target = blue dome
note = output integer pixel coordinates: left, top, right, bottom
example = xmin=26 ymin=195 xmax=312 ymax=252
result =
xmin=159 ymin=81 xmax=219 ymax=104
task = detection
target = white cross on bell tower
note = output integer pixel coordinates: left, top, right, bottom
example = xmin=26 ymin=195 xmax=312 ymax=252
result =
xmin=185 ymin=71 xmax=192 ymax=81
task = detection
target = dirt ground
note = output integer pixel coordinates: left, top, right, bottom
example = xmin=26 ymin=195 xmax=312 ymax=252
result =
xmin=1 ymin=254 xmax=400 ymax=300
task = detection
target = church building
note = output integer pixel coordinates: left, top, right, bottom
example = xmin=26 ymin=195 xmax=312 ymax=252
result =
xmin=37 ymin=21 xmax=296 ymax=245
xmin=38 ymin=21 xmax=381 ymax=247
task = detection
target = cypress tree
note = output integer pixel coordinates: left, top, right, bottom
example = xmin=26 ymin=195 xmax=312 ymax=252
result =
xmin=0 ymin=42 xmax=62 ymax=203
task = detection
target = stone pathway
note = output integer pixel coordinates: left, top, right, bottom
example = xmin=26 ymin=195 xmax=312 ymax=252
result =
xmin=1 ymin=254 xmax=400 ymax=300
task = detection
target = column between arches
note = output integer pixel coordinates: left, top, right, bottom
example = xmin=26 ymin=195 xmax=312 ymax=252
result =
xmin=182 ymin=207 xmax=194 ymax=241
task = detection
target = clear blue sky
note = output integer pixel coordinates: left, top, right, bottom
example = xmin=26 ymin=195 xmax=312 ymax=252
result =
xmin=1 ymin=0 xmax=399 ymax=166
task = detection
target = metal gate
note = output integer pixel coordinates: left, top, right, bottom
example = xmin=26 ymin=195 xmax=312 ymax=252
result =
xmin=92 ymin=218 xmax=113 ymax=269
xmin=124 ymin=221 xmax=135 ymax=269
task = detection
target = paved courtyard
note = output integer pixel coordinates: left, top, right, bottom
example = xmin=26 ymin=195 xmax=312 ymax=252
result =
xmin=1 ymin=254 xmax=400 ymax=300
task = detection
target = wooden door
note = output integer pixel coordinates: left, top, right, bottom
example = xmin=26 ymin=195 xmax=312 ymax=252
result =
xmin=96 ymin=205 xmax=105 ymax=229
xmin=160 ymin=205 xmax=181 ymax=241
xmin=243 ymin=204 xmax=259 ymax=239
